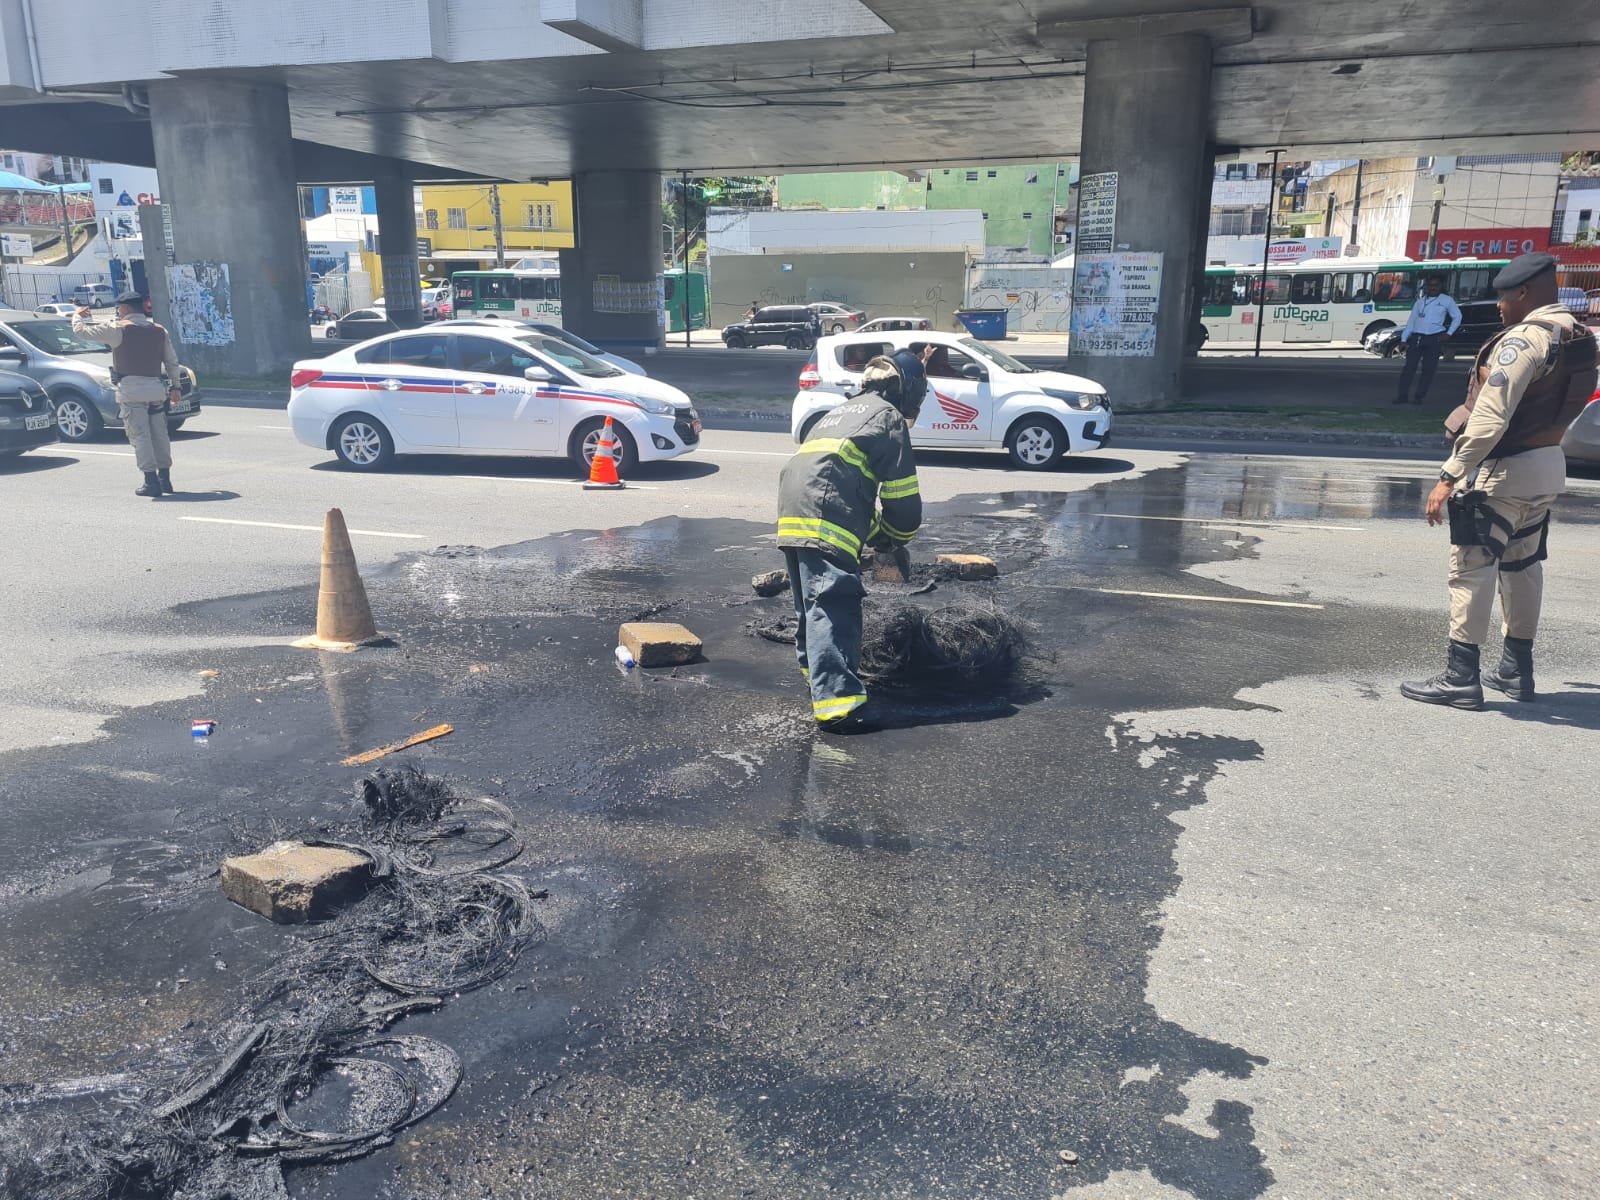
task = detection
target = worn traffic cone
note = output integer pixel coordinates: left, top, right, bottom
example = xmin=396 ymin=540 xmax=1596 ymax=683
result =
xmin=293 ymin=508 xmax=382 ymax=652
xmin=583 ymin=417 xmax=625 ymax=490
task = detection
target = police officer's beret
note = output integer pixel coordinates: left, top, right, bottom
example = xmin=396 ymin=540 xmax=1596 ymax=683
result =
xmin=115 ymin=290 xmax=146 ymax=305
xmin=1491 ymin=253 xmax=1557 ymax=289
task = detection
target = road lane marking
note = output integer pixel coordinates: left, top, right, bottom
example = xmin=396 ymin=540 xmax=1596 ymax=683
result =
xmin=1092 ymin=512 xmax=1364 ymax=532
xmin=698 ymin=448 xmax=792 ymax=458
xmin=449 ymin=473 xmax=658 ymax=490
xmin=256 ymin=424 xmax=291 ymax=430
xmin=33 ymin=447 xmax=134 ymax=458
xmin=179 ymin=517 xmax=426 ymax=539
xmin=1079 ymin=586 xmax=1324 ymax=610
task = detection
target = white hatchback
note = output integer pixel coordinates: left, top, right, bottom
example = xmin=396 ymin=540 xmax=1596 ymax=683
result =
xmin=288 ymin=326 xmax=701 ymax=473
xmin=791 ymin=332 xmax=1112 ymax=469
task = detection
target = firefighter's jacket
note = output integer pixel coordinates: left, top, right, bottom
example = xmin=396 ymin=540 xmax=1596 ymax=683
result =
xmin=777 ymin=393 xmax=922 ymax=566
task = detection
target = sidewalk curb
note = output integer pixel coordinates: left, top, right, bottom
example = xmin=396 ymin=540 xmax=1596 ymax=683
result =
xmin=1112 ymin=423 xmax=1445 ymax=450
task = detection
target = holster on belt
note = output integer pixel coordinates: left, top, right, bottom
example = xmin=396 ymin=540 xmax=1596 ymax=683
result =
xmin=1446 ymin=489 xmax=1495 ymax=548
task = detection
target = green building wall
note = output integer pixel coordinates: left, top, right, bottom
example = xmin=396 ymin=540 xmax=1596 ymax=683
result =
xmin=774 ymin=164 xmax=1076 ymax=259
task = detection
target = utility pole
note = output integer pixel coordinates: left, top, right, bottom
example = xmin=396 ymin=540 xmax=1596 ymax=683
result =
xmin=58 ymin=185 xmax=73 ymax=264
xmin=1254 ymin=148 xmax=1283 ymax=359
xmin=1425 ymin=170 xmax=1445 ymax=260
xmin=680 ymin=171 xmax=691 ymax=348
xmin=490 ymin=184 xmax=505 ymax=268
xmin=1348 ymin=159 xmax=1364 ymax=254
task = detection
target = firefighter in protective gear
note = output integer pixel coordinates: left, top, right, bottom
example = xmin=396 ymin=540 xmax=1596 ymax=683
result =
xmin=777 ymin=344 xmax=931 ymax=731
xmin=1401 ymin=253 xmax=1598 ymax=709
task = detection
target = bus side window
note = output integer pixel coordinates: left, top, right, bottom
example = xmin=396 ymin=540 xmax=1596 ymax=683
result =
xmin=1230 ymin=278 xmax=1250 ymax=305
xmin=1290 ymin=274 xmax=1329 ymax=304
xmin=1202 ymin=274 xmax=1235 ymax=308
xmin=1373 ymin=271 xmax=1414 ymax=303
xmin=547 ymin=278 xmax=560 ymax=300
xmin=518 ymin=277 xmax=546 ymax=301
xmin=1455 ymin=269 xmax=1494 ymax=301
xmin=1257 ymin=274 xmax=1291 ymax=304
xmin=1333 ymin=272 xmax=1373 ymax=303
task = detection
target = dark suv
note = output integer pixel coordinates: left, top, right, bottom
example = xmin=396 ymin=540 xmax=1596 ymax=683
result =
xmin=722 ymin=305 xmax=821 ymax=350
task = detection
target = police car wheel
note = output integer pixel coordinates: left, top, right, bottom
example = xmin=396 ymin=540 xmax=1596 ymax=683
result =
xmin=570 ymin=418 xmax=638 ymax=476
xmin=1006 ymin=415 xmax=1066 ymax=470
xmin=53 ymin=390 xmax=104 ymax=442
xmin=725 ymin=332 xmax=747 ymax=348
xmin=1361 ymin=320 xmax=1394 ymax=342
xmin=332 ymin=414 xmax=394 ymax=470
xmin=797 ymin=413 xmax=824 ymax=444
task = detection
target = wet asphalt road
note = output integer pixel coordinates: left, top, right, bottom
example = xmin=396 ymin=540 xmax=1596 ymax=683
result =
xmin=2 ymin=428 xmax=1599 ymax=1199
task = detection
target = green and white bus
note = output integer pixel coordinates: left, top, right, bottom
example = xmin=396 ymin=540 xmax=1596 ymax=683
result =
xmin=1198 ymin=257 xmax=1510 ymax=346
xmin=450 ymin=268 xmax=564 ymax=322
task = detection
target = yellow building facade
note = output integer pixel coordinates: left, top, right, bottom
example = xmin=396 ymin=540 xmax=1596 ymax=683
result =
xmin=416 ymin=181 xmax=575 ymax=266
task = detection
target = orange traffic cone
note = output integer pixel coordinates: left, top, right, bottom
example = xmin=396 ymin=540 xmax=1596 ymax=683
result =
xmin=583 ymin=416 xmax=625 ymax=490
xmin=293 ymin=508 xmax=384 ymax=653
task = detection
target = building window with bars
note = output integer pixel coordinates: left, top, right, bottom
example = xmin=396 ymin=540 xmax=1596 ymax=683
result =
xmin=447 ymin=207 xmax=467 ymax=230
xmin=425 ymin=209 xmax=439 ymax=230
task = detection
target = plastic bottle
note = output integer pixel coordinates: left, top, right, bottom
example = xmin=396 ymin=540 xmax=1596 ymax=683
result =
xmin=614 ymin=645 xmax=636 ymax=669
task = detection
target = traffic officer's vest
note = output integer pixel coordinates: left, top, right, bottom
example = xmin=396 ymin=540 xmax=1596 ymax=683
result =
xmin=111 ymin=321 xmax=169 ymax=378
xmin=1456 ymin=315 xmax=1597 ymax=457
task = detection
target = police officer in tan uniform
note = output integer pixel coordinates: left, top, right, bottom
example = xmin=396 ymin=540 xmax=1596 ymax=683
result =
xmin=73 ymin=291 xmax=183 ymax=497
xmin=1401 ymin=253 xmax=1598 ymax=709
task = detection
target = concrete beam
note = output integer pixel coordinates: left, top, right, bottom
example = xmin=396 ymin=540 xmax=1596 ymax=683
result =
xmin=0 ymin=100 xmax=483 ymax=184
xmin=540 ymin=0 xmax=643 ymax=52
xmin=1037 ymin=5 xmax=1254 ymax=53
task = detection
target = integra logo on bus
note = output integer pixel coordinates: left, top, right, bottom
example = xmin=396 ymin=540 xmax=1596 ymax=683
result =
xmin=1271 ymin=305 xmax=1331 ymax=323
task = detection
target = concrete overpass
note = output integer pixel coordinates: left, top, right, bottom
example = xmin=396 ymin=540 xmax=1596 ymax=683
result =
xmin=1 ymin=0 xmax=1596 ymax=400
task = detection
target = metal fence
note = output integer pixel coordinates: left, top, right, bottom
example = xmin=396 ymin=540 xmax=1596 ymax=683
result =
xmin=0 ymin=268 xmax=110 ymax=311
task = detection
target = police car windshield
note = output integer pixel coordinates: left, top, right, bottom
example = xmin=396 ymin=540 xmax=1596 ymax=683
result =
xmin=10 ymin=319 xmax=108 ymax=355
xmin=529 ymin=323 xmax=604 ymax=356
xmin=512 ymin=333 xmax=623 ymax=378
xmin=960 ymin=337 xmax=1034 ymax=374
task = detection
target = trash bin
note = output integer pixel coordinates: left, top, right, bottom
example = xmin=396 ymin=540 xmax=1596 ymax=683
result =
xmin=955 ymin=308 xmax=1008 ymax=340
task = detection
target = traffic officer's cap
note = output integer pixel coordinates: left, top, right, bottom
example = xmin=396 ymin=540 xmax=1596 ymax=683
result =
xmin=115 ymin=290 xmax=146 ymax=305
xmin=1492 ymin=253 xmax=1557 ymax=290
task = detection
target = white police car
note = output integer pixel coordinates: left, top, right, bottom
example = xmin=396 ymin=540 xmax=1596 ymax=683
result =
xmin=791 ymin=331 xmax=1112 ymax=469
xmin=288 ymin=326 xmax=701 ymax=473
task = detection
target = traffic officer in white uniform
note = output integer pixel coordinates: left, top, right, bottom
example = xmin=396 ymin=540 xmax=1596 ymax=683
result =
xmin=1394 ymin=274 xmax=1463 ymax=405
xmin=1401 ymin=253 xmax=1598 ymax=709
xmin=74 ymin=291 xmax=183 ymax=497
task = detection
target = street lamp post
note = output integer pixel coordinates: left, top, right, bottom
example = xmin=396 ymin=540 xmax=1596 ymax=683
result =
xmin=1254 ymin=148 xmax=1284 ymax=359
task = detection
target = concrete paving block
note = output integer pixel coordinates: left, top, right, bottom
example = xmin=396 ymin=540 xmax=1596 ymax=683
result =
xmin=936 ymin=553 xmax=1000 ymax=581
xmin=618 ymin=621 xmax=704 ymax=668
xmin=221 ymin=841 xmax=371 ymax=924
xmin=752 ymin=570 xmax=790 ymax=597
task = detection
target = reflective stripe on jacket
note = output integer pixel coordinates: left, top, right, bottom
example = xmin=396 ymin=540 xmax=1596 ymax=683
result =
xmin=777 ymin=394 xmax=921 ymax=567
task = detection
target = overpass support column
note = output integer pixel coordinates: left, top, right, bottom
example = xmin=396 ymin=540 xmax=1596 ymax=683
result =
xmin=1070 ymin=33 xmax=1213 ymax=409
xmin=559 ymin=170 xmax=663 ymax=353
xmin=148 ymin=79 xmax=308 ymax=377
xmin=374 ymin=172 xmax=422 ymax=330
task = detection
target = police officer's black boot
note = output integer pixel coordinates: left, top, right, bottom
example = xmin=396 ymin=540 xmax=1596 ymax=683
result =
xmin=157 ymin=468 xmax=174 ymax=495
xmin=135 ymin=471 xmax=162 ymax=498
xmin=1400 ymin=640 xmax=1484 ymax=710
xmin=1482 ymin=636 xmax=1536 ymax=702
